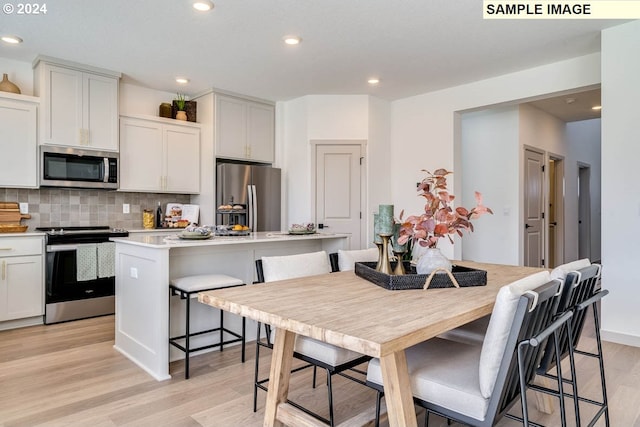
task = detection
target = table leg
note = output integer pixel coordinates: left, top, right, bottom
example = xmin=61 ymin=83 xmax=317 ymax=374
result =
xmin=380 ymin=351 xmax=418 ymax=427
xmin=263 ymin=328 xmax=296 ymax=427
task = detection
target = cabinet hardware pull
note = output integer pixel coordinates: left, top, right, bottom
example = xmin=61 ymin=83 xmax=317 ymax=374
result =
xmin=0 ymin=248 xmax=13 ymax=250
xmin=1 ymin=260 xmax=5 ymax=280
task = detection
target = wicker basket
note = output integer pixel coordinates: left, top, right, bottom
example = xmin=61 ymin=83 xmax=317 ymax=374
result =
xmin=354 ymin=261 xmax=487 ymax=291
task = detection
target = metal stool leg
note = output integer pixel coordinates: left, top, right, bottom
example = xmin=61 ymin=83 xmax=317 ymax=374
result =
xmin=185 ymin=292 xmax=191 ymax=379
xmin=241 ymin=316 xmax=246 ymax=362
xmin=220 ymin=309 xmax=224 ymax=352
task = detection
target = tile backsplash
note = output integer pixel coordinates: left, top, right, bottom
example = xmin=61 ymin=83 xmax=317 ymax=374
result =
xmin=0 ymin=188 xmax=190 ymax=230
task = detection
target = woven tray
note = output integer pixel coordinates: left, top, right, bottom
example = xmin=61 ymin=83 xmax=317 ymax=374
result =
xmin=354 ymin=261 xmax=487 ymax=291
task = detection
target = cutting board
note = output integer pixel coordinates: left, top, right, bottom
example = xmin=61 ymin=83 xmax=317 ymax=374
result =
xmin=0 ymin=202 xmax=30 ymax=232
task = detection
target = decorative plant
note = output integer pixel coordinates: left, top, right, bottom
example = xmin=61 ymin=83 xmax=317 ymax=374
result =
xmin=397 ymin=168 xmax=493 ymax=249
xmin=175 ymin=93 xmax=186 ymax=111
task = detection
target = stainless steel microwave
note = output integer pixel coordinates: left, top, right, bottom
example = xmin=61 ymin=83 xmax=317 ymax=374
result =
xmin=40 ymin=146 xmax=119 ymax=189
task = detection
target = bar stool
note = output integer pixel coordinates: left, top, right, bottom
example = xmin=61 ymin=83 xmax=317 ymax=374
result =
xmin=169 ymin=274 xmax=246 ymax=379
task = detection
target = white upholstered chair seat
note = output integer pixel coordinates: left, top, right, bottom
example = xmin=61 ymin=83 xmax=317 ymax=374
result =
xmin=170 ymin=274 xmax=244 ymax=294
xmin=367 ymin=338 xmax=488 ymax=420
xmin=268 ymin=328 xmax=364 ymax=366
xmin=437 ymin=315 xmax=490 ymax=345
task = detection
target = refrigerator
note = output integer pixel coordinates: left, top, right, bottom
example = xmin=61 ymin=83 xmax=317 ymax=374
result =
xmin=216 ymin=163 xmax=281 ymax=232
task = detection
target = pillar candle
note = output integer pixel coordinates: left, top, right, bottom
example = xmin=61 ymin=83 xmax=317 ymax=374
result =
xmin=378 ymin=204 xmax=394 ymax=235
xmin=373 ymin=213 xmax=382 ymax=244
xmin=392 ymin=222 xmax=408 ymax=252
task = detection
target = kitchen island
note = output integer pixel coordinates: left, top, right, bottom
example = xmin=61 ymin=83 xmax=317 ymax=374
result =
xmin=111 ymin=231 xmax=349 ymax=380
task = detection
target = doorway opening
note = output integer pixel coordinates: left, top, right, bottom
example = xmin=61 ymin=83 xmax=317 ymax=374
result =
xmin=578 ymin=163 xmax=592 ymax=260
xmin=547 ymin=156 xmax=565 ymax=268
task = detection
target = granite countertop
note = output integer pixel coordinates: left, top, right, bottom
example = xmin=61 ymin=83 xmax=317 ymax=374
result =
xmin=111 ymin=231 xmax=348 ymax=249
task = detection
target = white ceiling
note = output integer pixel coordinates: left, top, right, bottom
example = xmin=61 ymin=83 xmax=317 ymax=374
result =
xmin=0 ymin=0 xmax=625 ymax=102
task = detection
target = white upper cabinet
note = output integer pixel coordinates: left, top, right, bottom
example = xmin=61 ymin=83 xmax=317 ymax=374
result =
xmin=0 ymin=93 xmax=38 ymax=188
xmin=34 ymin=56 xmax=120 ymax=152
xmin=119 ymin=115 xmax=201 ymax=194
xmin=215 ymin=94 xmax=274 ymax=163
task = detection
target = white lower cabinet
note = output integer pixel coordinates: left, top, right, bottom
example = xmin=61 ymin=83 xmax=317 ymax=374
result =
xmin=0 ymin=237 xmax=44 ymax=322
xmin=119 ymin=115 xmax=201 ymax=194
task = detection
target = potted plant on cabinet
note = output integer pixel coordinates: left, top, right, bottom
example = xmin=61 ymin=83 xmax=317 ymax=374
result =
xmin=174 ymin=93 xmax=187 ymax=121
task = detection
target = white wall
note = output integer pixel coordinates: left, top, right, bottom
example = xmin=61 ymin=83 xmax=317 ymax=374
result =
xmin=0 ymin=57 xmax=33 ymax=95
xmin=119 ymin=83 xmax=176 ymax=116
xmin=600 ymin=20 xmax=640 ymax=346
xmin=566 ymin=119 xmax=601 ymax=263
xmin=279 ymin=95 xmax=391 ymax=245
xmin=461 ymin=106 xmax=520 ymax=265
xmin=390 ymin=53 xmax=601 ymax=260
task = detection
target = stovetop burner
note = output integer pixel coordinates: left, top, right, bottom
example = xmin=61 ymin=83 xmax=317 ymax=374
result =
xmin=37 ymin=226 xmax=129 ymax=243
xmin=36 ymin=225 xmax=128 ymax=235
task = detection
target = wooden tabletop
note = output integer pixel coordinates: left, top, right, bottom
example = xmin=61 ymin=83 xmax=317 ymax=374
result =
xmin=198 ymin=261 xmax=546 ymax=358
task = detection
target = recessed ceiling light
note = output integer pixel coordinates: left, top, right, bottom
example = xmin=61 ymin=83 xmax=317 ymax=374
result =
xmin=193 ymin=1 xmax=214 ymax=11
xmin=1 ymin=35 xmax=23 ymax=44
xmin=592 ymin=105 xmax=602 ymax=111
xmin=283 ymin=36 xmax=302 ymax=45
xmin=368 ymin=78 xmax=380 ymax=85
xmin=565 ymin=97 xmax=576 ymax=104
xmin=175 ymin=77 xmax=190 ymax=84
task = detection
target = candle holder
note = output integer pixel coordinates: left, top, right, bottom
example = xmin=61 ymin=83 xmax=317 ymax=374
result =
xmin=393 ymin=250 xmax=407 ymax=275
xmin=378 ymin=234 xmax=393 ymax=275
xmin=375 ymin=241 xmax=384 ymax=271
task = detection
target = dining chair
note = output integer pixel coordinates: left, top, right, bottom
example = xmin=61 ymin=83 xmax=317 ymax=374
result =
xmin=527 ymin=262 xmax=609 ymax=427
xmin=437 ymin=259 xmax=591 ymax=346
xmin=329 ymin=247 xmax=379 ymax=272
xmin=438 ymin=259 xmax=609 ymax=427
xmin=253 ymin=250 xmax=371 ymax=426
xmin=366 ymin=270 xmax=569 ymax=427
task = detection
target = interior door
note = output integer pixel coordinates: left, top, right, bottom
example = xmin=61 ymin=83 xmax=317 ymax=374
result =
xmin=315 ymin=144 xmax=362 ymax=249
xmin=524 ymin=149 xmax=544 ymax=267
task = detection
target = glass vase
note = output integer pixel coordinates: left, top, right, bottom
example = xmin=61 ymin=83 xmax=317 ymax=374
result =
xmin=416 ymin=247 xmax=452 ymax=275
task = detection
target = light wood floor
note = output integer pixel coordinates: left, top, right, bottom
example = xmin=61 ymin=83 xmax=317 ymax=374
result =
xmin=0 ymin=313 xmax=638 ymax=427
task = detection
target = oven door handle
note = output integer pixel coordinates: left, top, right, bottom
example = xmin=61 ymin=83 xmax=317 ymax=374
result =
xmin=47 ymin=244 xmax=81 ymax=252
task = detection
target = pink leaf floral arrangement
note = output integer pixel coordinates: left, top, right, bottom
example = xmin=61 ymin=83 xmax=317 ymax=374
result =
xmin=398 ymin=168 xmax=493 ymax=249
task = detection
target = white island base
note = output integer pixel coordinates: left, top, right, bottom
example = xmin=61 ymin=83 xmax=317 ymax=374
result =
xmin=112 ymin=232 xmax=349 ymax=381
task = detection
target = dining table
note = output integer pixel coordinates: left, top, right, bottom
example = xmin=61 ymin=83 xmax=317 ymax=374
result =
xmin=198 ymin=260 xmax=546 ymax=427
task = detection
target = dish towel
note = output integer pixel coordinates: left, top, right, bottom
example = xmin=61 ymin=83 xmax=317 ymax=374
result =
xmin=76 ymin=243 xmax=98 ymax=282
xmin=97 ymin=242 xmax=116 ymax=278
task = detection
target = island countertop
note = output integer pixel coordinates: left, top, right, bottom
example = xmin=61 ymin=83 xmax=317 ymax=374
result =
xmin=112 ymin=230 xmax=350 ymax=380
xmin=111 ymin=231 xmax=348 ymax=249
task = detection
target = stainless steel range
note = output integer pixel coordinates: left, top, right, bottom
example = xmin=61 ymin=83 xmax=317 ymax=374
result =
xmin=36 ymin=226 xmax=129 ymax=324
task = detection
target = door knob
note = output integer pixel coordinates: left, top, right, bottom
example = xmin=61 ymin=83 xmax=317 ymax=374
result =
xmin=525 ymin=224 xmax=532 ymax=229
xmin=318 ymin=223 xmax=329 ymax=229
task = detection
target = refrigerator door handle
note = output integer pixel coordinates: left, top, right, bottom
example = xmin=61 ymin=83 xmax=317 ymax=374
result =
xmin=250 ymin=184 xmax=258 ymax=231
xmin=247 ymin=185 xmax=254 ymax=230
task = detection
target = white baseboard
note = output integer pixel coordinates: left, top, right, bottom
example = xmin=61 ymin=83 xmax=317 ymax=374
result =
xmin=601 ymin=329 xmax=640 ymax=348
xmin=0 ymin=316 xmax=44 ymax=331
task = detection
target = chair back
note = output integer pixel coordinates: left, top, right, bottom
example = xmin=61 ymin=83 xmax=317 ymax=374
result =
xmin=483 ymin=278 xmax=563 ymax=423
xmin=329 ymin=248 xmax=379 ymax=272
xmin=538 ymin=263 xmax=601 ymax=372
xmin=257 ymin=251 xmax=332 ymax=283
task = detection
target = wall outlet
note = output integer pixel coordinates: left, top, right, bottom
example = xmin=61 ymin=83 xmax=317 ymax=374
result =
xmin=130 ymin=267 xmax=138 ymax=279
xmin=123 ymin=203 xmax=130 ymax=214
xmin=19 ymin=203 xmax=28 ymax=214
